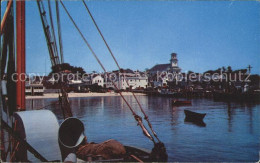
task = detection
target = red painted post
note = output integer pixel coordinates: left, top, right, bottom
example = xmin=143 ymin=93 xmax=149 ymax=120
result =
xmin=16 ymin=1 xmax=26 ymax=111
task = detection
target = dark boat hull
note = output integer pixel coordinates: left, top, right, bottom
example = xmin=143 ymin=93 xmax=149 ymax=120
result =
xmin=124 ymin=145 xmax=151 ymax=162
xmin=172 ymin=100 xmax=192 ymax=106
xmin=184 ymin=110 xmax=206 ymax=122
xmin=84 ymin=145 xmax=164 ymax=162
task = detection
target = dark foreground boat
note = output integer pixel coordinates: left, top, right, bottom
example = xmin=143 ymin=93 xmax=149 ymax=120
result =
xmin=124 ymin=146 xmax=151 ymax=162
xmin=80 ymin=145 xmax=150 ymax=162
xmin=58 ymin=118 xmax=167 ymax=162
xmin=125 ymin=143 xmax=167 ymax=162
xmin=172 ymin=100 xmax=192 ymax=106
xmin=184 ymin=110 xmax=206 ymax=122
xmin=79 ymin=145 xmax=164 ymax=162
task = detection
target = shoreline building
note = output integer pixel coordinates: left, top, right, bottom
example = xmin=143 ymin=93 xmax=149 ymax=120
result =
xmin=148 ymin=53 xmax=181 ymax=87
xmin=149 ymin=53 xmax=181 ymax=75
xmin=91 ymin=74 xmax=104 ymax=87
xmin=104 ymin=70 xmax=148 ymax=90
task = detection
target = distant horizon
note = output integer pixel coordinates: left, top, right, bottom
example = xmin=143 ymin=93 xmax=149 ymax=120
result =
xmin=1 ymin=1 xmax=259 ymax=75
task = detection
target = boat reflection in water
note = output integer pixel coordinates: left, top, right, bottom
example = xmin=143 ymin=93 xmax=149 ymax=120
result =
xmin=184 ymin=118 xmax=206 ymax=127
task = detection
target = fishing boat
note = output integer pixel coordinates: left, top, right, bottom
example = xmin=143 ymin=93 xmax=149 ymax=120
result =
xmin=0 ymin=1 xmax=167 ymax=162
xmin=184 ymin=110 xmax=206 ymax=122
xmin=172 ymin=100 xmax=191 ymax=106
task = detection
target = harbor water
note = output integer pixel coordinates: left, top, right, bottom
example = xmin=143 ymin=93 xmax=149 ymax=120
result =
xmin=26 ymin=96 xmax=259 ymax=162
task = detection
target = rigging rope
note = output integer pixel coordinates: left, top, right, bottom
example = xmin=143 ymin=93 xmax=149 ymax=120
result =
xmin=47 ymin=0 xmax=59 ymax=64
xmin=59 ymin=0 xmax=155 ymax=144
xmin=55 ymin=0 xmax=64 ymax=63
xmin=0 ymin=0 xmax=13 ymax=35
xmin=37 ymin=0 xmax=59 ymax=66
xmin=82 ymin=0 xmax=161 ymax=143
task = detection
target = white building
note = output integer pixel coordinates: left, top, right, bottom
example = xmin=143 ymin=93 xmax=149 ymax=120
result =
xmin=104 ymin=72 xmax=148 ymax=90
xmin=91 ymin=75 xmax=104 ymax=87
xmin=117 ymin=76 xmax=148 ymax=90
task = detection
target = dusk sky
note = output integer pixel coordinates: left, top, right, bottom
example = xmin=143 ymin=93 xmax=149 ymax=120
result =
xmin=3 ymin=1 xmax=260 ymax=74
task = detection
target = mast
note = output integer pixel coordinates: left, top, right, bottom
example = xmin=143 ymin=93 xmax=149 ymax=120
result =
xmin=16 ymin=1 xmax=26 ymax=111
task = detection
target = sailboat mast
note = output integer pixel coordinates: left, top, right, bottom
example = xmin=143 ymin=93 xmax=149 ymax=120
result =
xmin=16 ymin=1 xmax=25 ymax=111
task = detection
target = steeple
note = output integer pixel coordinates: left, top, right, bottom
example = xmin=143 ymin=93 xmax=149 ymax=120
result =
xmin=170 ymin=53 xmax=178 ymax=68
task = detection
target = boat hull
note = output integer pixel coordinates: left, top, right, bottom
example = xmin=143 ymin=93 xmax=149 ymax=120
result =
xmin=172 ymin=100 xmax=192 ymax=106
xmin=184 ymin=110 xmax=206 ymax=122
xmin=124 ymin=145 xmax=151 ymax=162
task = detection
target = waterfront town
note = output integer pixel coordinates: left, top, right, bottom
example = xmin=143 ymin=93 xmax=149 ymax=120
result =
xmin=25 ymin=52 xmax=260 ymax=101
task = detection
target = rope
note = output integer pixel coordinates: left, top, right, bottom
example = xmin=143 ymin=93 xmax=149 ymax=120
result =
xmin=59 ymin=1 xmax=106 ymax=72
xmin=0 ymin=0 xmax=13 ymax=35
xmin=37 ymin=0 xmax=58 ymax=66
xmin=59 ymin=0 xmax=155 ymax=143
xmin=47 ymin=0 xmax=59 ymax=63
xmin=82 ymin=0 xmax=161 ymax=142
xmin=55 ymin=0 xmax=64 ymax=63
xmin=82 ymin=0 xmax=120 ymax=69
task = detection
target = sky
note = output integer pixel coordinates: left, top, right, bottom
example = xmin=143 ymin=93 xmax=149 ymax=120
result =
xmin=2 ymin=1 xmax=260 ymax=74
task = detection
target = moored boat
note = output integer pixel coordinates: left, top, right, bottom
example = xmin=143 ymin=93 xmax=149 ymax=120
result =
xmin=184 ymin=110 xmax=206 ymax=122
xmin=172 ymin=100 xmax=192 ymax=106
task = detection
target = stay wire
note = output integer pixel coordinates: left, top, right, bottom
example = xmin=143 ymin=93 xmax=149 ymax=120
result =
xmin=82 ymin=0 xmax=160 ymax=143
xmin=55 ymin=0 xmax=64 ymax=63
xmin=59 ymin=0 xmax=155 ymax=144
xmin=47 ymin=0 xmax=60 ymax=64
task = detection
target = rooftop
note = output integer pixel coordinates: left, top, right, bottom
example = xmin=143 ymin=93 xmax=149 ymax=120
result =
xmin=149 ymin=64 xmax=171 ymax=72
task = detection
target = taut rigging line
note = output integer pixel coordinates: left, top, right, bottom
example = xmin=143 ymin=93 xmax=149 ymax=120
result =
xmin=82 ymin=0 xmax=161 ymax=143
xmin=55 ymin=0 xmax=64 ymax=63
xmin=47 ymin=0 xmax=59 ymax=65
xmin=59 ymin=0 xmax=156 ymax=144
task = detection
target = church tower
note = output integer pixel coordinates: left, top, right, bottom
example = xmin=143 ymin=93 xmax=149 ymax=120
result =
xmin=169 ymin=53 xmax=181 ymax=73
xmin=170 ymin=53 xmax=178 ymax=68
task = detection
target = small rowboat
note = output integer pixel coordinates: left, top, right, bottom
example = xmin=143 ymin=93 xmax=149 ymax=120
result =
xmin=184 ymin=110 xmax=206 ymax=122
xmin=172 ymin=100 xmax=191 ymax=106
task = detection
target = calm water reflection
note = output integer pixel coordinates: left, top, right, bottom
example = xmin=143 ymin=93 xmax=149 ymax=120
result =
xmin=26 ymin=96 xmax=259 ymax=162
